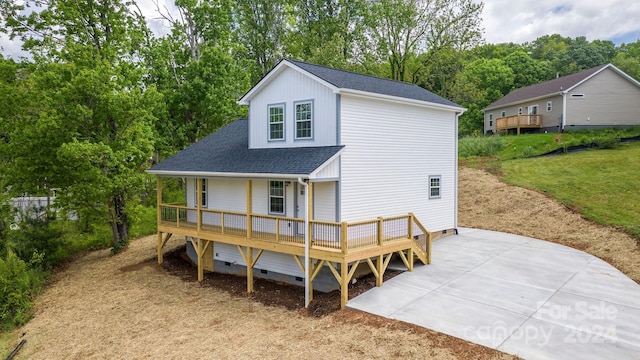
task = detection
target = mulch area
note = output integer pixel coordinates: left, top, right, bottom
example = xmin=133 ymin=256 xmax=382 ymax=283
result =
xmin=161 ymin=245 xmax=402 ymax=317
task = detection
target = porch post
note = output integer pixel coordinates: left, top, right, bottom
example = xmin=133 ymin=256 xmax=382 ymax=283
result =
xmin=196 ymin=178 xmax=202 ymax=232
xmin=156 ymin=177 xmax=163 ymax=264
xmin=246 ymin=180 xmax=252 ymax=239
xmin=307 ymin=182 xmax=314 ymax=301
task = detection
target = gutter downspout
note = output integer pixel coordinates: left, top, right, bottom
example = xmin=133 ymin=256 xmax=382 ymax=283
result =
xmin=454 ymin=109 xmax=466 ymax=230
xmin=561 ymin=91 xmax=568 ymax=131
xmin=297 ymin=177 xmax=310 ymax=308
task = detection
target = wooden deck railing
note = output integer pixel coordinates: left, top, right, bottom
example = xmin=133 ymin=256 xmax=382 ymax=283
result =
xmin=496 ymin=114 xmax=542 ymax=133
xmin=159 ymin=204 xmax=424 ymax=253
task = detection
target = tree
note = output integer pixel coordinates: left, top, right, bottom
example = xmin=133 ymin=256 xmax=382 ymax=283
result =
xmin=503 ymin=50 xmax=553 ymax=88
xmin=287 ymin=0 xmax=367 ymax=68
xmin=1 ymin=0 xmax=160 ymax=250
xmin=147 ymin=0 xmax=249 ymax=155
xmin=613 ymin=40 xmax=640 ymax=81
xmin=234 ymin=0 xmax=290 ymax=82
xmin=364 ymin=0 xmax=483 ymax=82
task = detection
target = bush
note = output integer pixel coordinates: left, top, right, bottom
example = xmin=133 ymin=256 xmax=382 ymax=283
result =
xmin=459 ymin=135 xmax=505 ymax=158
xmin=0 ymin=252 xmax=46 ymax=330
xmin=11 ymin=214 xmax=66 ymax=270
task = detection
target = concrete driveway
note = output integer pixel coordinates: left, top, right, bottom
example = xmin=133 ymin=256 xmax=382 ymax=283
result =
xmin=347 ymin=228 xmax=640 ymax=359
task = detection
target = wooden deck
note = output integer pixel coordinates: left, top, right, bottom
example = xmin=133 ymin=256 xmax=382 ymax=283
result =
xmin=496 ymin=114 xmax=542 ymax=134
xmin=157 ymin=203 xmax=432 ymax=309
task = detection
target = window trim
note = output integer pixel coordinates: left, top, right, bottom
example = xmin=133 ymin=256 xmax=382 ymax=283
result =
xmin=547 ymin=101 xmax=552 ymax=112
xmin=501 ymin=111 xmax=506 ymax=117
xmin=268 ymin=180 xmax=286 ymax=215
xmin=294 ymin=99 xmax=314 ymax=140
xmin=268 ymin=103 xmax=285 ymax=141
xmin=429 ymin=176 xmax=441 ymax=199
xmin=195 ymin=178 xmax=208 ymax=208
xmin=518 ymin=107 xmax=523 ymax=115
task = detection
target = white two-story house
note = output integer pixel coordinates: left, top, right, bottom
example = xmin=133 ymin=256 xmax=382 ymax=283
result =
xmin=148 ymin=59 xmax=465 ymax=308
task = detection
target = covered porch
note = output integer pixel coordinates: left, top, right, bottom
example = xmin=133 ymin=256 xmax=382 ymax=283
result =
xmin=155 ymin=177 xmax=432 ymax=309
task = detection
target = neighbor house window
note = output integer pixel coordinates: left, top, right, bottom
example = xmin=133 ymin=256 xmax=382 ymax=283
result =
xmin=195 ymin=179 xmax=207 ymax=207
xmin=518 ymin=107 xmax=523 ymax=115
xmin=295 ymin=101 xmax=313 ymax=139
xmin=268 ymin=104 xmax=285 ymax=141
xmin=429 ymin=176 xmax=441 ymax=199
xmin=547 ymin=101 xmax=552 ymax=112
xmin=269 ymin=181 xmax=285 ymax=215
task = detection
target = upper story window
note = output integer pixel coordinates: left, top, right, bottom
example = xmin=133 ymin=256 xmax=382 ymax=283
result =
xmin=547 ymin=101 xmax=552 ymax=112
xmin=268 ymin=104 xmax=285 ymax=141
xmin=295 ymin=100 xmax=313 ymax=139
xmin=269 ymin=181 xmax=285 ymax=215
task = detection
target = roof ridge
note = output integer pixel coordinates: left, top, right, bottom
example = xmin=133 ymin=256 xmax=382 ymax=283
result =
xmin=285 ymin=58 xmax=424 ymax=89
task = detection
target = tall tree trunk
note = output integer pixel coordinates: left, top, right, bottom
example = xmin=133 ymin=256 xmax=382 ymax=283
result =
xmin=110 ymin=194 xmax=128 ymax=250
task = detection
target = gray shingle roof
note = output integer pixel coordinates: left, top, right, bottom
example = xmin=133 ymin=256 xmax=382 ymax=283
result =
xmin=485 ymin=64 xmax=609 ymax=110
xmin=148 ymin=119 xmax=343 ymax=176
xmin=286 ymin=59 xmax=461 ymax=108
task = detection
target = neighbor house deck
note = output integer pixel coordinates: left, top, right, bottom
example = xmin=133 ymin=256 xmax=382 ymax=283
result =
xmin=156 ymin=179 xmax=431 ymax=308
xmin=496 ymin=114 xmax=542 ymax=134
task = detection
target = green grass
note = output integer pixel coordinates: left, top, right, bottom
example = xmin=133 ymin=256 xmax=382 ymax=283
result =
xmin=459 ymin=127 xmax=640 ymax=160
xmin=501 ymin=141 xmax=640 ymax=238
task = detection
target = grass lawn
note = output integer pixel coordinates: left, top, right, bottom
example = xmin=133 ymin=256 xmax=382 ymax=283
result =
xmin=501 ymin=142 xmax=640 ymax=238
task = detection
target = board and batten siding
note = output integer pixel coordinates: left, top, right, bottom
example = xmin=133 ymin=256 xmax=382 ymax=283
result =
xmin=567 ymin=68 xmax=640 ymax=127
xmin=248 ymin=67 xmax=337 ymax=148
xmin=339 ymin=95 xmax=457 ymax=231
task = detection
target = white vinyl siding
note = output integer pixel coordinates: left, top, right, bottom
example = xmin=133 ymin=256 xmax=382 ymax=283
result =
xmin=248 ymin=67 xmax=337 ymax=148
xmin=340 ymin=95 xmax=457 ymax=231
xmin=312 ymin=182 xmax=337 ymax=222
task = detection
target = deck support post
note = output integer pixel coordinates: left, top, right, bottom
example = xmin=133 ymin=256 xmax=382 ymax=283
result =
xmin=247 ymin=247 xmax=254 ymax=293
xmin=156 ymin=177 xmax=163 ymax=263
xmin=340 ymin=260 xmax=348 ymax=309
xmin=376 ymin=255 xmax=383 ymax=287
xmin=197 ymin=238 xmax=203 ymax=282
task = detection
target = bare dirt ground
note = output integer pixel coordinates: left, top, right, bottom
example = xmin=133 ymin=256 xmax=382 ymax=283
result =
xmin=5 ymin=167 xmax=638 ymax=359
xmin=458 ymin=167 xmax=640 ymax=283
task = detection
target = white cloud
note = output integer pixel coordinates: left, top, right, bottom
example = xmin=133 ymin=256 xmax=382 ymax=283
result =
xmin=479 ymin=0 xmax=640 ymax=44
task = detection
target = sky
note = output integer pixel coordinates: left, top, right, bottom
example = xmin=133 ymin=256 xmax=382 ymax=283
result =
xmin=2 ymin=0 xmax=640 ymax=59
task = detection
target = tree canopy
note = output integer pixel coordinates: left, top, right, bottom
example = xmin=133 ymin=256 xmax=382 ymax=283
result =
xmin=1 ymin=0 xmax=640 ymax=249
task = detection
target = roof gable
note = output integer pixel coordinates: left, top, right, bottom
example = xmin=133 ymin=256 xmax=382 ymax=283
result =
xmin=148 ymin=119 xmax=344 ymax=178
xmin=484 ymin=64 xmax=622 ymax=110
xmin=239 ymin=59 xmax=461 ymax=109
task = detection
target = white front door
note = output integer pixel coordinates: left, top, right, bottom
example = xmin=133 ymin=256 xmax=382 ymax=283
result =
xmin=296 ymin=183 xmax=306 ymax=234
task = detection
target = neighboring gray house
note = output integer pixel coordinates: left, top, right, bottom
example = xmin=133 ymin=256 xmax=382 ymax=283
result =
xmin=484 ymin=63 xmax=640 ymax=134
xmin=147 ymin=59 xmax=464 ymax=308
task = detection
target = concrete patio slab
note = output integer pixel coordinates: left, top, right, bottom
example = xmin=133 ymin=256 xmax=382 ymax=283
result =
xmin=347 ymin=228 xmax=640 ymax=359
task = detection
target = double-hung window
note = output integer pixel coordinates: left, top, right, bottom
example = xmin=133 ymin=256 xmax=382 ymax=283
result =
xmin=269 ymin=181 xmax=285 ymax=215
xmin=295 ymin=101 xmax=313 ymax=139
xmin=429 ymin=176 xmax=441 ymax=199
xmin=269 ymin=104 xmax=285 ymax=141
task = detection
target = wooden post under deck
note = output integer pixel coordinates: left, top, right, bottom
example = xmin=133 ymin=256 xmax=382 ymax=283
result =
xmin=247 ymin=247 xmax=254 ymax=293
xmin=156 ymin=177 xmax=163 ymax=264
xmin=340 ymin=260 xmax=348 ymax=309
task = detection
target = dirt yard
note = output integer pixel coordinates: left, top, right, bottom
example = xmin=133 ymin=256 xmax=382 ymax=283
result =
xmin=5 ymin=167 xmax=639 ymax=359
